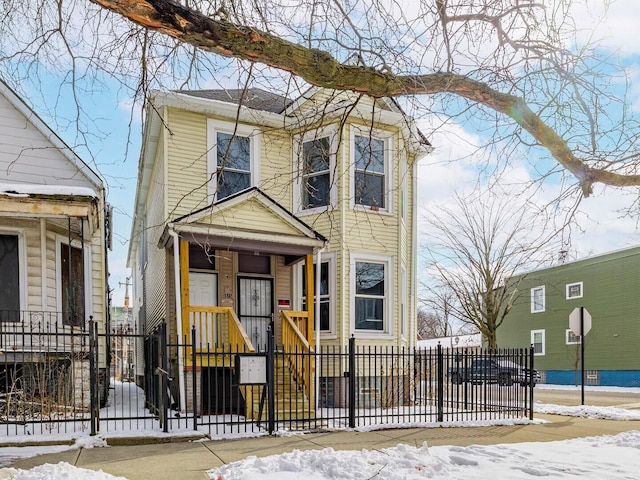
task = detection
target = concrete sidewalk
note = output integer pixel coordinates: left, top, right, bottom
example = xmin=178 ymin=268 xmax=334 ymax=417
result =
xmin=7 ymin=414 xmax=640 ymax=480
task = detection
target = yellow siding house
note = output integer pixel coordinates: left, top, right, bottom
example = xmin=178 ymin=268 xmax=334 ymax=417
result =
xmin=128 ymin=87 xmax=430 ymax=415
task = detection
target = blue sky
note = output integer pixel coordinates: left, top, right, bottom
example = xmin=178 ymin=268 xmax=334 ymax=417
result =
xmin=8 ymin=0 xmax=640 ymax=306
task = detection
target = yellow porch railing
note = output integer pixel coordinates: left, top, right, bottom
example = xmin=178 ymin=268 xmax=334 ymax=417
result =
xmin=184 ymin=306 xmax=255 ymax=366
xmin=281 ymin=310 xmax=315 ymax=404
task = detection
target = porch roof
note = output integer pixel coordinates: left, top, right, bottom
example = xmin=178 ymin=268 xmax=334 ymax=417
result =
xmin=159 ymin=187 xmax=327 ymax=256
xmin=0 ymin=183 xmax=100 ymax=232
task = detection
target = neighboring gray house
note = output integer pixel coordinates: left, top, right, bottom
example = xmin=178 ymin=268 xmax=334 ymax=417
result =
xmin=0 ymin=78 xmax=111 ymax=409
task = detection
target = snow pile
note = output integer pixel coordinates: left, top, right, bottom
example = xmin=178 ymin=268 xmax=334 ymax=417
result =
xmin=208 ymin=431 xmax=640 ymax=480
xmin=0 ymin=462 xmax=126 ymax=480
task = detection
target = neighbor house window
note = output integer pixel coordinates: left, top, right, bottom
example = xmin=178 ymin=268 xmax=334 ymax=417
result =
xmin=566 ymin=329 xmax=582 ymax=345
xmin=531 ymin=329 xmax=545 ymax=355
xmin=61 ymin=243 xmax=85 ymax=327
xmin=208 ymin=120 xmax=260 ymax=202
xmin=302 ymin=261 xmax=331 ymax=332
xmin=531 ymin=286 xmax=545 ymax=313
xmin=0 ymin=234 xmax=20 ymax=322
xmin=351 ymin=128 xmax=392 ymax=211
xmin=566 ymin=282 xmax=583 ymax=299
xmin=354 ymin=258 xmax=391 ymax=332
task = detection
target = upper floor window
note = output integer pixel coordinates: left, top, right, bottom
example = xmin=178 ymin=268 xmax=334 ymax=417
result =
xmin=207 ymin=120 xmax=260 ymax=202
xmin=302 ymin=136 xmax=331 ymax=209
xmin=531 ymin=285 xmax=545 ymax=313
xmin=351 ymin=127 xmax=393 ymax=212
xmin=354 ymin=135 xmax=385 ymax=209
xmin=566 ymin=282 xmax=583 ymax=299
xmin=295 ymin=127 xmax=336 ymax=213
xmin=0 ymin=233 xmax=20 ymax=322
xmin=216 ymin=132 xmax=251 ymax=200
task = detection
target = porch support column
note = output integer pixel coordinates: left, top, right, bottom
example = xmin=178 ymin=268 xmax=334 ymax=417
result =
xmin=305 ymin=253 xmax=314 ymax=347
xmin=180 ymin=239 xmax=190 ymax=340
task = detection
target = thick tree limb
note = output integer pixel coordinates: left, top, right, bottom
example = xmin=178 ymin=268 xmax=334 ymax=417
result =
xmin=91 ymin=0 xmax=640 ymax=194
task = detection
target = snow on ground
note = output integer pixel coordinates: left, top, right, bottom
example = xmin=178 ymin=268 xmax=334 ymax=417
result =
xmin=208 ymin=431 xmax=640 ymax=480
xmin=1 ymin=384 xmax=639 ymax=480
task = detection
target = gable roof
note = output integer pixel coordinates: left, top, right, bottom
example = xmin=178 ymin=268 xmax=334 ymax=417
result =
xmin=0 ymin=78 xmax=103 ymax=190
xmin=160 ymin=187 xmax=326 ymax=256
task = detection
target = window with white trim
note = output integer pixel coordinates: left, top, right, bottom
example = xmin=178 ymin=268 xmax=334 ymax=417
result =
xmin=531 ymin=286 xmax=545 ymax=313
xmin=351 ymin=127 xmax=392 ymax=212
xmin=353 ymin=257 xmax=391 ymax=333
xmin=207 ymin=120 xmax=260 ymax=202
xmin=531 ymin=329 xmax=545 ymax=355
xmin=566 ymin=282 xmax=583 ymax=299
xmin=0 ymin=233 xmax=20 ymax=322
xmin=295 ymin=127 xmax=337 ymax=213
xmin=566 ymin=329 xmax=582 ymax=345
xmin=295 ymin=255 xmax=335 ymax=336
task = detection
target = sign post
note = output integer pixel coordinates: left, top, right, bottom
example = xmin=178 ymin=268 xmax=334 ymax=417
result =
xmin=569 ymin=307 xmax=592 ymax=405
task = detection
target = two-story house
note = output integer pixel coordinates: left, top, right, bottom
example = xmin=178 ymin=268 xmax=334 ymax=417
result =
xmin=497 ymin=246 xmax=640 ymax=387
xmin=128 ymin=87 xmax=430 ymax=415
xmin=0 ymin=78 xmax=111 ymax=410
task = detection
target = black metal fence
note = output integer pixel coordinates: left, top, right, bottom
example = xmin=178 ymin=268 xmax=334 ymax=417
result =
xmin=1 ymin=320 xmax=536 ymax=438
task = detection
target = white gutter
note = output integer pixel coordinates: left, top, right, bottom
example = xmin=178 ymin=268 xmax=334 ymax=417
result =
xmin=168 ymin=225 xmax=186 ymax=413
xmin=314 ymin=245 xmax=326 ymax=410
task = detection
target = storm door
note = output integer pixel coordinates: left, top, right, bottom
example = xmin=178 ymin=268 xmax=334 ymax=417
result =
xmin=189 ymin=272 xmax=218 ymax=347
xmin=237 ymin=277 xmax=273 ymax=349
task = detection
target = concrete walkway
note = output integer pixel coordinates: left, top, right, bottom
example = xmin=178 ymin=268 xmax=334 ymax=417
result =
xmin=7 ymin=414 xmax=640 ymax=480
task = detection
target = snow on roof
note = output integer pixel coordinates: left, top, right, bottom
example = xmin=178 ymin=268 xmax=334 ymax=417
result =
xmin=0 ymin=183 xmax=97 ymax=198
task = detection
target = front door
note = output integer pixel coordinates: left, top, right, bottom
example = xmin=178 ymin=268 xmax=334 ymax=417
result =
xmin=238 ymin=277 xmax=273 ymax=349
xmin=189 ymin=272 xmax=218 ymax=347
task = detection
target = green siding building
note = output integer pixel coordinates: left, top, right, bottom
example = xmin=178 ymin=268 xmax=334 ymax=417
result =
xmin=497 ymin=246 xmax=640 ymax=386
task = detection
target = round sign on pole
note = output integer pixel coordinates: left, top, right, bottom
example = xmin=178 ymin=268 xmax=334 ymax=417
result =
xmin=569 ymin=307 xmax=592 ymax=336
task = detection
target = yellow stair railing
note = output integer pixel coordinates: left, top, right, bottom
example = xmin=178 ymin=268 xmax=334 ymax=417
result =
xmin=281 ymin=310 xmax=315 ymax=407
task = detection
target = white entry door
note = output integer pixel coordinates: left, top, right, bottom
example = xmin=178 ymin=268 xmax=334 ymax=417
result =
xmin=189 ymin=272 xmax=218 ymax=347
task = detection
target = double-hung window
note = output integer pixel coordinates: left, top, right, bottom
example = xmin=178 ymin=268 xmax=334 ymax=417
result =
xmin=354 ymin=258 xmax=390 ymax=332
xmin=295 ymin=127 xmax=336 ymax=213
xmin=208 ymin=120 xmax=260 ymax=202
xmin=351 ymin=128 xmax=392 ymax=211
xmin=531 ymin=329 xmax=545 ymax=355
xmin=0 ymin=233 xmax=20 ymax=322
xmin=302 ymin=137 xmax=331 ymax=209
xmin=531 ymin=286 xmax=545 ymax=313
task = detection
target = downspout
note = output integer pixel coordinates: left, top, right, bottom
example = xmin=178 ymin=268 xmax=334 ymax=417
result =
xmin=168 ymin=225 xmax=186 ymax=413
xmin=314 ymin=243 xmax=327 ymax=410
